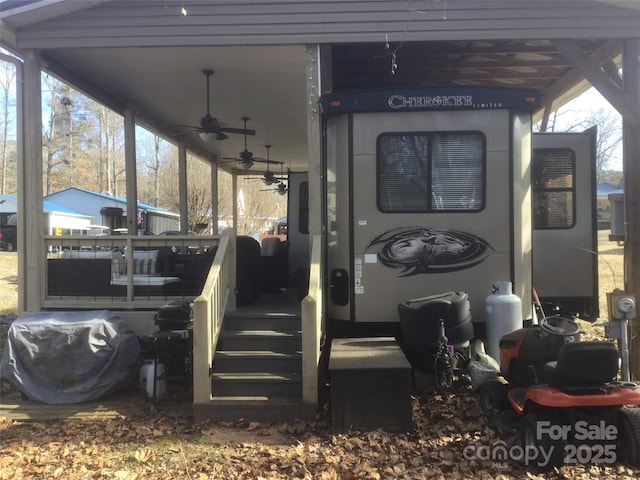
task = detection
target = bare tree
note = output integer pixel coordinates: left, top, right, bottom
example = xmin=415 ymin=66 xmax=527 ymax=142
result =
xmin=236 ymin=175 xmax=286 ymax=236
xmin=42 ymin=75 xmax=98 ymax=194
xmin=545 ymin=105 xmax=623 ymax=182
xmin=136 ymin=128 xmax=164 ymax=206
xmin=157 ymin=150 xmax=218 ymax=230
xmin=90 ymin=104 xmax=125 ymax=196
xmin=0 ymin=61 xmax=16 ymax=195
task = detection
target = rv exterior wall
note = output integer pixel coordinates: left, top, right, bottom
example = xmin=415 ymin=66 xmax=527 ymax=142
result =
xmin=325 ymin=107 xmax=533 ymax=325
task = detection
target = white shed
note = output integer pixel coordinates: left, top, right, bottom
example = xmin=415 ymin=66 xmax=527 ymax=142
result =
xmin=44 ymin=188 xmax=180 ymax=235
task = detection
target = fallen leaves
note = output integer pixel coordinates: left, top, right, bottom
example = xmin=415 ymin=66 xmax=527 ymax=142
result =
xmin=1 ymin=383 xmax=640 ymax=479
xmin=133 ymin=447 xmax=154 ymax=463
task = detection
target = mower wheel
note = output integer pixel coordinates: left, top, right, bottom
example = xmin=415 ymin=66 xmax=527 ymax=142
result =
xmin=478 ymin=378 xmax=510 ymax=414
xmin=521 ymin=413 xmax=566 ymax=470
xmin=618 ymin=407 xmax=640 ymax=467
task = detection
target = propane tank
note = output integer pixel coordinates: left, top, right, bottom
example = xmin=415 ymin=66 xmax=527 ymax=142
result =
xmin=485 ymin=281 xmax=523 ymax=363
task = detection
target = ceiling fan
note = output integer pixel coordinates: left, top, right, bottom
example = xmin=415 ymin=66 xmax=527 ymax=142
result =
xmin=221 ymin=120 xmax=282 ymax=170
xmin=261 ymin=182 xmax=288 ymax=196
xmin=244 ymin=146 xmax=285 ymax=185
xmin=171 ymin=69 xmax=256 ymax=141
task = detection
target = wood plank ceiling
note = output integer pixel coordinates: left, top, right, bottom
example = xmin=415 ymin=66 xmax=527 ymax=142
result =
xmin=331 ymin=39 xmax=617 ymax=94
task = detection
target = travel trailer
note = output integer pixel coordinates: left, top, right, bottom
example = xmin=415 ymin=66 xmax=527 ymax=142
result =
xmin=311 ymin=86 xmax=598 ymax=336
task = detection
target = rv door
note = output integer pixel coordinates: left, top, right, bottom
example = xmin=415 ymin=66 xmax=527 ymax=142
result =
xmin=532 ymin=128 xmax=598 ymax=320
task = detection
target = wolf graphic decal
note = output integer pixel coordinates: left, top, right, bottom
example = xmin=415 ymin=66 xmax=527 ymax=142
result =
xmin=366 ymin=227 xmax=494 ymax=276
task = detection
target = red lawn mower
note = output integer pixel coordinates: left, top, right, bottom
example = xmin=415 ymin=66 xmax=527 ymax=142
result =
xmin=478 ymin=312 xmax=640 ymax=469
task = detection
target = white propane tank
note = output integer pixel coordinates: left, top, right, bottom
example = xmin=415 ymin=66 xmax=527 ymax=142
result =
xmin=485 ymin=281 xmax=523 ymax=363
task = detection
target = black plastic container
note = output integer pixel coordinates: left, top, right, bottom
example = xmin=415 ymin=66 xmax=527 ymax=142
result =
xmin=154 ymin=301 xmax=192 ymax=331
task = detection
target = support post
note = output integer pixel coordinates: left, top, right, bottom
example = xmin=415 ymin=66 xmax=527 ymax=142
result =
xmin=210 ymin=156 xmax=219 ymax=234
xmin=178 ymin=142 xmax=188 ymax=233
xmin=123 ymin=107 xmax=137 ymax=235
xmin=22 ymin=51 xmax=44 ymax=313
xmin=623 ymin=39 xmax=640 ymax=380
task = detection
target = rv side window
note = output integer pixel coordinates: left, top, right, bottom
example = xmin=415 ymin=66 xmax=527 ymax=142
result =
xmin=532 ymin=148 xmax=576 ymax=229
xmin=298 ymin=181 xmax=309 ymax=235
xmin=377 ymin=131 xmax=485 ymax=212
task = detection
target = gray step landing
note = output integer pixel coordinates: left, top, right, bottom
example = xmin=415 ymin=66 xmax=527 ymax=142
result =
xmin=193 ymin=397 xmax=316 ymax=423
xmin=211 ymin=371 xmax=302 ymax=398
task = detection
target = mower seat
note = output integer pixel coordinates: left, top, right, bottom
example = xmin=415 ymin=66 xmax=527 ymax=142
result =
xmin=544 ymin=341 xmax=619 ymax=387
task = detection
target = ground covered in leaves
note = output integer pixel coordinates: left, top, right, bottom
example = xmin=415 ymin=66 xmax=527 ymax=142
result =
xmin=2 ymin=380 xmax=640 ymax=480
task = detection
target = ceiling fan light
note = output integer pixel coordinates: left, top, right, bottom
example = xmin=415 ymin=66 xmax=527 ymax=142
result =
xmin=277 ymin=188 xmax=287 ymax=196
xmin=199 ymin=131 xmax=217 ymax=142
xmin=216 ymin=132 xmax=228 ymax=141
xmin=239 ymin=159 xmax=253 ymax=170
xmin=264 ymin=178 xmax=275 ymax=186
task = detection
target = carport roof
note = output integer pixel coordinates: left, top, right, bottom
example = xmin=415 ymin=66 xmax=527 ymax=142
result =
xmin=1 ymin=1 xmax=639 ymax=171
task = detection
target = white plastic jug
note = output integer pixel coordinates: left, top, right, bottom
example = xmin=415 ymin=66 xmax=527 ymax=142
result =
xmin=139 ymin=360 xmax=167 ymax=399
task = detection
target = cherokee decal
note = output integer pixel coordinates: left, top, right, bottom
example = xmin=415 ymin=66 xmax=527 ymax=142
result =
xmin=366 ymin=226 xmax=494 ymax=276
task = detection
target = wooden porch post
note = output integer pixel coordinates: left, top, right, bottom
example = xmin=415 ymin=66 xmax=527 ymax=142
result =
xmin=178 ymin=142 xmax=188 ymax=233
xmin=0 ymin=53 xmax=25 ymax=313
xmin=123 ymin=107 xmax=138 ymax=235
xmin=301 ymin=45 xmax=323 ymax=406
xmin=232 ymin=172 xmax=238 ymax=231
xmin=623 ymin=39 xmax=640 ymax=379
xmin=22 ymin=51 xmax=44 ymax=313
xmin=210 ymin=157 xmax=219 ymax=235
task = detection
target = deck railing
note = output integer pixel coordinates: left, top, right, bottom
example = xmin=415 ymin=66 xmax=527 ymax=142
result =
xmin=43 ymin=234 xmax=219 ymax=309
xmin=302 ymin=235 xmax=322 ymax=405
xmin=192 ymin=230 xmax=236 ymax=404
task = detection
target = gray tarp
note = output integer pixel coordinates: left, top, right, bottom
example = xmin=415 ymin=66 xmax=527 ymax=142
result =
xmin=0 ymin=310 xmax=141 ymax=404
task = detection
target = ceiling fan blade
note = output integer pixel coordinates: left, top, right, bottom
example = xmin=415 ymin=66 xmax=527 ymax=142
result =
xmin=168 ymin=123 xmax=201 ymax=129
xmin=220 ymin=127 xmax=256 ymax=136
xmin=253 ymin=158 xmax=282 ymax=165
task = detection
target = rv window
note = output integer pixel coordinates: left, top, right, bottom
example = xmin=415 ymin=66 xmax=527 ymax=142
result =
xmin=377 ymin=132 xmax=485 ymax=212
xmin=532 ymin=148 xmax=576 ymax=229
xmin=298 ymin=181 xmax=309 ymax=235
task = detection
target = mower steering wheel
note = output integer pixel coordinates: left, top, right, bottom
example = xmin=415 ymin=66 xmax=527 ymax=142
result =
xmin=540 ymin=316 xmax=581 ymax=337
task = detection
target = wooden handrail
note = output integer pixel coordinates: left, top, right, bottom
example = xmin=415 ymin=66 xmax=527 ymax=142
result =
xmin=302 ymin=235 xmax=322 ymax=405
xmin=192 ymin=230 xmax=236 ymax=404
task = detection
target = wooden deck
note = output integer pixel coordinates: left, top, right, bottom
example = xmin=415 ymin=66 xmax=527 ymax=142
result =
xmin=0 ymin=388 xmax=160 ymax=421
xmin=0 ymin=289 xmax=301 ymax=421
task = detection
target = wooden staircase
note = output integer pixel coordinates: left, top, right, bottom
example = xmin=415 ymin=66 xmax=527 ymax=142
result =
xmin=208 ymin=311 xmax=315 ymax=421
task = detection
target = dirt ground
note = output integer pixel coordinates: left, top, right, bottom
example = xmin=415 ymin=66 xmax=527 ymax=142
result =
xmin=1 ymin=380 xmax=640 ymax=480
xmin=0 ymin=240 xmax=636 ymax=479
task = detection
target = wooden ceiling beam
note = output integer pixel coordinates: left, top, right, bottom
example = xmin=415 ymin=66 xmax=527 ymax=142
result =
xmin=534 ymin=39 xmax=621 ymax=122
xmin=552 ymin=38 xmax=639 ymax=127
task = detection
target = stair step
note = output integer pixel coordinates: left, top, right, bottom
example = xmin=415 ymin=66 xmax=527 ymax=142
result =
xmin=214 ymin=350 xmax=302 ymax=373
xmin=193 ymin=398 xmax=316 ymax=422
xmin=211 ymin=371 xmax=302 ymax=398
xmin=223 ymin=314 xmax=301 ymax=332
xmin=218 ymin=330 xmax=302 ymax=351
xmin=212 ymin=372 xmax=301 ymax=382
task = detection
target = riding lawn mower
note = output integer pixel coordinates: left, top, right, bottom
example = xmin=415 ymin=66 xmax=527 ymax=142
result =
xmin=478 ymin=312 xmax=640 ymax=469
